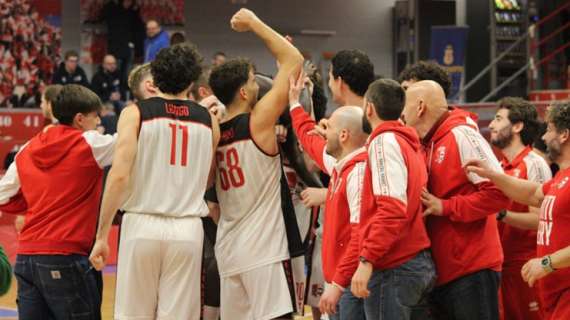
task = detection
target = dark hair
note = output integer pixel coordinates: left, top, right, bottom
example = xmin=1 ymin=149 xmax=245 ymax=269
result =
xmin=209 ymin=58 xmax=253 ymax=106
xmin=398 ymin=61 xmax=451 ymax=97
xmin=331 ymin=49 xmax=374 ymax=97
xmin=128 ymin=63 xmax=151 ymax=100
xmin=497 ymin=97 xmax=540 ymax=146
xmin=52 ymin=84 xmax=102 ymax=125
xmin=151 ymin=43 xmax=203 ymax=95
xmin=43 ymin=84 xmax=63 ymax=104
xmin=365 ymin=79 xmax=405 ymax=121
xmin=534 ymin=121 xmax=548 ymax=153
xmin=547 ymin=101 xmax=570 ymax=133
xmin=312 ymin=80 xmax=327 ymax=122
xmin=307 ymin=71 xmax=327 ymax=121
xmin=214 ymin=51 xmax=226 ymax=58
xmin=64 ymin=50 xmax=79 ymax=60
xmin=170 ymin=32 xmax=186 ymax=46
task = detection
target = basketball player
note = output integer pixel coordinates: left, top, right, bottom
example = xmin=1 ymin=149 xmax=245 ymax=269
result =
xmin=190 ymin=67 xmax=224 ymax=320
xmin=312 ymin=49 xmax=374 ymax=139
xmin=489 ymin=97 xmax=551 ymax=320
xmin=189 ymin=67 xmax=226 ymax=120
xmin=89 ymin=43 xmax=220 ymax=320
xmin=328 ymin=49 xmax=375 ymax=107
xmin=127 ymin=63 xmax=158 ymax=101
xmin=466 ymin=101 xmax=570 ymax=320
xmin=128 ymin=61 xmax=224 ymax=320
xmin=208 ymin=8 xmax=303 ymax=320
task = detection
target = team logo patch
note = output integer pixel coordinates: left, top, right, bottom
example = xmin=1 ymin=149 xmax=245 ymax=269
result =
xmin=558 ymin=177 xmax=569 ymax=189
xmin=435 ymin=146 xmax=446 ymax=164
xmin=513 ymin=168 xmax=521 ymax=178
xmin=50 ymin=270 xmax=61 ymax=279
xmin=311 ymin=284 xmax=324 ymax=298
xmin=529 ymin=301 xmax=539 ymax=312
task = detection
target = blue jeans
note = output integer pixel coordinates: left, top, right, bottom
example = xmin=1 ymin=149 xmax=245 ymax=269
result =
xmin=429 ymin=269 xmax=500 ymax=320
xmin=329 ymin=285 xmax=366 ymax=320
xmin=364 ymin=250 xmax=436 ymax=320
xmin=14 ymin=254 xmax=102 ymax=320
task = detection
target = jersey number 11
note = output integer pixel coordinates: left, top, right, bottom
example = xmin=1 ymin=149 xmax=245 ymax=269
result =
xmin=169 ymin=123 xmax=189 ymax=166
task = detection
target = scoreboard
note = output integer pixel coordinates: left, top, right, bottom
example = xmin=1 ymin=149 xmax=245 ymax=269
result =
xmin=0 ymin=109 xmax=45 ymax=169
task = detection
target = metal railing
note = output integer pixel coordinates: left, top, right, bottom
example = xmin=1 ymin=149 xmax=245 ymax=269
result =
xmin=452 ymin=1 xmax=570 ymax=102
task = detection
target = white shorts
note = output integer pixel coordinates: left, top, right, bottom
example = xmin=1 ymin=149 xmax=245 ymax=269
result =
xmin=220 ymin=261 xmax=294 ymax=320
xmin=114 ymin=213 xmax=203 ymax=320
xmin=306 ymin=236 xmax=324 ymax=308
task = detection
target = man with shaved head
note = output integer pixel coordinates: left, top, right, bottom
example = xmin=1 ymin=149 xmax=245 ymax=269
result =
xmin=288 ymin=74 xmax=367 ymax=320
xmin=402 ymin=80 xmax=510 ymax=319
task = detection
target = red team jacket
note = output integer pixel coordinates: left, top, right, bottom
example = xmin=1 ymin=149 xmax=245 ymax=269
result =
xmin=335 ymin=121 xmax=431 ymax=287
xmin=423 ymin=109 xmax=510 ymax=285
xmin=538 ymin=168 xmax=570 ymax=319
xmin=290 ymin=106 xmax=367 ymax=285
xmin=0 ymin=126 xmax=115 ymax=256
xmin=500 ymin=146 xmax=551 ymax=271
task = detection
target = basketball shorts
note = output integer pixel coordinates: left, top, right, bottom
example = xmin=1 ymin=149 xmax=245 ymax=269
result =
xmin=220 ymin=261 xmax=295 ymax=320
xmin=114 ymin=213 xmax=203 ymax=320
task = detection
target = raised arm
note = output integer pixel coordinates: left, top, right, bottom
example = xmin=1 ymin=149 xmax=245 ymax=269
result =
xmin=288 ymin=74 xmax=335 ymax=174
xmin=230 ymin=9 xmax=303 ymax=154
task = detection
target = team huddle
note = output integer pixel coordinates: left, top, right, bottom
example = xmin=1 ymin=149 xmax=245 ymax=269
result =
xmin=1 ymin=8 xmax=570 ymax=320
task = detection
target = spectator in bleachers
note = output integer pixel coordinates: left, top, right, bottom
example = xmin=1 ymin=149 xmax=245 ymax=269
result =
xmin=0 ymin=0 xmax=60 ymax=107
xmin=98 ymin=102 xmax=118 ymax=135
xmin=91 ymin=54 xmax=125 ymax=114
xmin=39 ymin=84 xmax=62 ymax=123
xmin=101 ymin=0 xmax=144 ymax=95
xmin=144 ymin=19 xmax=169 ymax=62
xmin=51 ymin=50 xmax=89 ymax=88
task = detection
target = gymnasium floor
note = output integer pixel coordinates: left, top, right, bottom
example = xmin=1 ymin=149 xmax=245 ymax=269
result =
xmin=0 ymin=266 xmax=316 ymax=320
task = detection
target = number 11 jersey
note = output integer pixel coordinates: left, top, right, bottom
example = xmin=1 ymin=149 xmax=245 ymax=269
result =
xmin=215 ymin=113 xmax=289 ymax=277
xmin=122 ymin=97 xmax=213 ymax=218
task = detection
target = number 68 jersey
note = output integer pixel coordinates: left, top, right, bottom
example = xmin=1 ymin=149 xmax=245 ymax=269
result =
xmin=215 ymin=113 xmax=289 ymax=277
xmin=122 ymin=97 xmax=213 ymax=217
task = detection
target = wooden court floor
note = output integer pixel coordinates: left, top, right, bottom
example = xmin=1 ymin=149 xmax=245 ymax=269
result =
xmin=0 ymin=271 xmax=315 ymax=319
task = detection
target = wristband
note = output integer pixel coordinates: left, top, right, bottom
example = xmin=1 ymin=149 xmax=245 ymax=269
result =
xmin=289 ymin=102 xmax=302 ymax=110
xmin=496 ymin=210 xmax=507 ymax=221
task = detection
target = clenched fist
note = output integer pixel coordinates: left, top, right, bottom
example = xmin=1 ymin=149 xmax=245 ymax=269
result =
xmin=230 ymin=9 xmax=260 ymax=32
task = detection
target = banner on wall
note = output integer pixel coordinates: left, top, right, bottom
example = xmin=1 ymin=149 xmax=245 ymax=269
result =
xmin=0 ymin=0 xmax=62 ymax=108
xmin=81 ymin=0 xmax=185 ymax=26
xmin=430 ymin=26 xmax=469 ymax=103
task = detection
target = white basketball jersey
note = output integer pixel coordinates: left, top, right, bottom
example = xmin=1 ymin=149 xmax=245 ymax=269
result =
xmin=215 ymin=113 xmax=290 ymax=277
xmin=122 ymin=97 xmax=213 ymax=218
